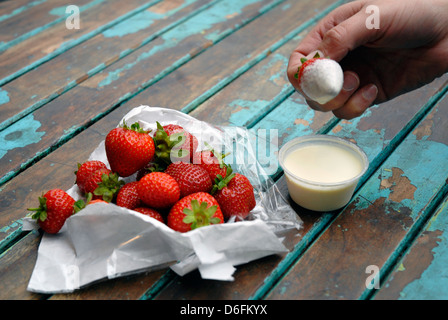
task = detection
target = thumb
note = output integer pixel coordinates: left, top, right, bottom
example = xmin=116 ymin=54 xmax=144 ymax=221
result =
xmin=318 ymin=8 xmax=381 ymax=61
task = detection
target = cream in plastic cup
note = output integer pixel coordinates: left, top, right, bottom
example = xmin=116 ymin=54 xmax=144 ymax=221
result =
xmin=278 ymin=135 xmax=369 ymax=212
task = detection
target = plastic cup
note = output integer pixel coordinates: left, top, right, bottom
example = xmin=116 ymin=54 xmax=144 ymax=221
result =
xmin=278 ymin=135 xmax=369 ymax=212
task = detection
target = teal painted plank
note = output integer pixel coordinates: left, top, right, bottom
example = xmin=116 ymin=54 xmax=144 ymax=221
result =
xmin=0 ymin=0 xmax=106 ymax=52
xmin=0 ymin=0 xmax=207 ymax=128
xmin=0 ymin=0 xmax=47 ymax=23
xmin=374 ymin=195 xmax=448 ymax=300
xmin=261 ymin=91 xmax=448 ymax=300
xmin=0 ymin=0 xmax=290 ymax=186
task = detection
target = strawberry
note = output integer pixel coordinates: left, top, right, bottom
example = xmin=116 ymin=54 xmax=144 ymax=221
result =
xmin=116 ymin=181 xmax=141 ymax=209
xmin=133 ymin=207 xmax=164 ymax=223
xmin=153 ymin=122 xmax=198 ymax=167
xmin=105 ymin=121 xmax=155 ymax=177
xmin=88 ymin=199 xmax=108 ymax=205
xmin=167 ymin=192 xmax=223 ymax=233
xmin=137 ymin=172 xmax=180 ymax=209
xmin=294 ymin=51 xmax=343 ymax=105
xmin=165 ymin=162 xmax=212 ymax=197
xmin=75 ymin=160 xmax=107 ymax=193
xmin=84 ymin=167 xmax=123 ymax=202
xmin=72 ymin=192 xmax=107 ymax=212
xmin=27 ymin=189 xmax=75 ymax=234
xmin=212 ymin=168 xmax=256 ymax=220
xmin=192 ymin=148 xmax=228 ymax=182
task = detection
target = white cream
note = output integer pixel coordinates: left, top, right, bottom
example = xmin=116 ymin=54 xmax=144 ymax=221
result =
xmin=279 ymin=136 xmax=368 ymax=212
xmin=300 ymin=59 xmax=343 ymax=105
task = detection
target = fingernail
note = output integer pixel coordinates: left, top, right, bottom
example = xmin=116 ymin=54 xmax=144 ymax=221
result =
xmin=342 ymin=72 xmax=359 ymax=91
xmin=362 ymin=84 xmax=378 ymax=101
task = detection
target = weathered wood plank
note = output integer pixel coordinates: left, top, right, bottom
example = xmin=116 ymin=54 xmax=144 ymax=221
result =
xmin=264 ymin=91 xmax=448 ymax=300
xmin=0 ymin=0 xmax=326 ymax=185
xmin=0 ymin=230 xmax=46 ymax=300
xmin=0 ymin=0 xmax=97 ymax=49
xmin=0 ymin=0 xmax=48 ymax=22
xmin=0 ymin=0 xmax=340 ymax=299
xmin=374 ymin=195 xmax=448 ymax=300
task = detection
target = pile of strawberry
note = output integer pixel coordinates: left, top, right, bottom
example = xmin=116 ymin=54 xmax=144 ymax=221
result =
xmin=28 ymin=121 xmax=256 ymax=234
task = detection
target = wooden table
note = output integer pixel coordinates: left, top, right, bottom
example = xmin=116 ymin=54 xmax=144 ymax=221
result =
xmin=1 ymin=0 xmax=448 ymax=301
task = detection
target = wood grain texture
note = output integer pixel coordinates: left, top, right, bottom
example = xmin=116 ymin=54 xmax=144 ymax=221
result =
xmin=0 ymin=0 xmax=93 ymax=45
xmin=0 ymin=0 xmax=339 ymax=299
xmin=0 ymin=0 xmax=285 ymax=185
xmin=265 ymin=91 xmax=448 ymax=300
xmin=0 ymin=0 xmax=187 ymax=125
xmin=2 ymin=0 xmax=448 ymax=301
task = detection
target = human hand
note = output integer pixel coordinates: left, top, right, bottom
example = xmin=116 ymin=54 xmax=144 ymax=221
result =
xmin=287 ymin=0 xmax=448 ymax=119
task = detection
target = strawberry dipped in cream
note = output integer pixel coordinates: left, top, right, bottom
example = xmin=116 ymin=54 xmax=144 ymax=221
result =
xmin=294 ymin=51 xmax=343 ymax=105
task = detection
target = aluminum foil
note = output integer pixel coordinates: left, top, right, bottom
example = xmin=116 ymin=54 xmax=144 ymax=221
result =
xmin=26 ymin=106 xmax=302 ymax=294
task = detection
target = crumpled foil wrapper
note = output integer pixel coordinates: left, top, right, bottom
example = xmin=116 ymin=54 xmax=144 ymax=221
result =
xmin=25 ymin=106 xmax=302 ymax=294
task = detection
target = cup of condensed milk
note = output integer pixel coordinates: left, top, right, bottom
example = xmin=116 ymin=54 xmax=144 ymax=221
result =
xmin=278 ymin=135 xmax=369 ymax=212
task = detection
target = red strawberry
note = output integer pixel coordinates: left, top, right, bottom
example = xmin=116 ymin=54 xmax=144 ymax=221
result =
xmin=133 ymin=207 xmax=164 ymax=223
xmin=165 ymin=162 xmax=212 ymax=197
xmin=27 ymin=189 xmax=75 ymax=234
xmin=192 ymin=149 xmax=228 ymax=182
xmin=294 ymin=51 xmax=343 ymax=105
xmin=153 ymin=122 xmax=198 ymax=166
xmin=212 ymin=168 xmax=256 ymax=220
xmin=105 ymin=121 xmax=155 ymax=177
xmin=84 ymin=167 xmax=123 ymax=202
xmin=75 ymin=160 xmax=107 ymax=193
xmin=88 ymin=199 xmax=108 ymax=205
xmin=137 ymin=172 xmax=180 ymax=209
xmin=116 ymin=181 xmax=141 ymax=209
xmin=167 ymin=192 xmax=223 ymax=233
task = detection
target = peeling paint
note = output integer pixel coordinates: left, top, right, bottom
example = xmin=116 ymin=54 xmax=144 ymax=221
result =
xmin=0 ymin=88 xmax=10 ymax=105
xmin=98 ymin=0 xmax=264 ymax=88
xmin=399 ymin=200 xmax=448 ymax=299
xmin=379 ymin=167 xmax=417 ymax=203
xmin=331 ymin=106 xmax=386 ymax=164
xmin=228 ymin=98 xmax=269 ymax=125
xmin=0 ymin=114 xmax=45 ymax=159
xmin=102 ymin=10 xmax=163 ymax=38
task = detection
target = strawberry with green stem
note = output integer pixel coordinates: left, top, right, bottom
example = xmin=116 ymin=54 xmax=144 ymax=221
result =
xmin=137 ymin=171 xmax=180 ymax=209
xmin=167 ymin=192 xmax=223 ymax=233
xmin=192 ymin=142 xmax=229 ymax=182
xmin=164 ymin=162 xmax=212 ymax=197
xmin=105 ymin=121 xmax=155 ymax=177
xmin=153 ymin=122 xmax=198 ymax=168
xmin=212 ymin=167 xmax=256 ymax=220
